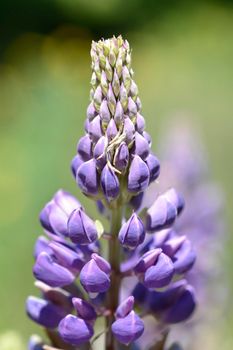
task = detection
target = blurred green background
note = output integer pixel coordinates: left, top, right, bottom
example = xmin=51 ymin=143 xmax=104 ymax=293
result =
xmin=0 ymin=0 xmax=233 ymax=348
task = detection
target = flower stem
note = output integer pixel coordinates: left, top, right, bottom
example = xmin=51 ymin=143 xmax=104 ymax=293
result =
xmin=106 ymin=205 xmax=123 ymax=350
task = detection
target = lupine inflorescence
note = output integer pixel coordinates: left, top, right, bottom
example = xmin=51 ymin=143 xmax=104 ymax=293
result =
xmin=26 ymin=36 xmax=196 ymax=350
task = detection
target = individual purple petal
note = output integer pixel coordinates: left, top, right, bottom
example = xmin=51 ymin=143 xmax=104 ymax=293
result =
xmin=115 ymin=296 xmax=135 ymax=318
xmin=160 ymin=285 xmax=196 ymax=324
xmin=76 ymin=159 xmax=98 ymax=195
xmin=26 ymin=296 xmax=66 ymax=328
xmin=34 ymin=236 xmax=53 ymax=259
xmin=92 ymin=253 xmax=111 ymax=274
xmin=88 ymin=115 xmax=103 ymax=142
xmin=114 ymin=142 xmax=129 ymax=172
xmin=86 ymin=101 xmax=96 ymax=120
xmin=146 ymin=195 xmax=177 ymax=232
xmin=71 ymin=154 xmax=83 ymax=178
xmin=49 ymin=241 xmax=85 ymax=273
xmin=145 ymin=153 xmax=160 ymax=182
xmin=101 ymin=164 xmax=120 ymax=201
xmin=112 ymin=311 xmax=144 ymax=345
xmin=72 ymin=298 xmax=97 ymax=322
xmin=163 ymin=188 xmax=185 ymax=215
xmin=144 ymin=252 xmax=174 ymax=289
xmin=93 ymin=136 xmax=107 ymax=170
xmin=133 ymin=132 xmax=150 ymax=159
xmin=172 ymin=240 xmax=196 ymax=274
xmin=136 ymin=113 xmax=145 ymax=132
xmin=118 ymin=213 xmax=145 ymax=249
xmin=80 ymin=258 xmax=110 ymax=294
xmin=33 ymin=252 xmax=75 ymax=287
xmin=77 ymin=135 xmax=92 ymax=161
xmin=128 ymin=155 xmax=150 ymax=193
xmin=68 ymin=208 xmax=98 ymax=245
xmin=134 ymin=249 xmax=162 ymax=274
xmin=114 ymin=101 xmax=124 ymax=125
xmin=58 ymin=315 xmax=94 ymax=345
xmin=106 ymin=119 xmax=118 ymax=141
xmin=99 ymin=99 xmax=111 ymax=123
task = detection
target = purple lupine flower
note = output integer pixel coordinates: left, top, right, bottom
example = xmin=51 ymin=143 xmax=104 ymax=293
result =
xmin=118 ymin=213 xmax=145 ymax=249
xmin=112 ymin=310 xmax=144 ymax=345
xmin=28 ymin=335 xmax=44 ymax=350
xmin=26 ymin=296 xmax=66 ymax=328
xmin=67 ymin=208 xmax=98 ymax=245
xmin=80 ymin=253 xmax=111 ymax=295
xmin=39 ymin=190 xmax=81 ymax=237
xmin=27 ymin=37 xmax=198 ymax=350
xmin=58 ymin=314 xmax=94 ymax=345
xmin=33 ymin=252 xmax=75 ymax=287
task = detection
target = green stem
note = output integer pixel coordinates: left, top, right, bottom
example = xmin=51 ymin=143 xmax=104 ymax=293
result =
xmin=106 ymin=205 xmax=123 ymax=350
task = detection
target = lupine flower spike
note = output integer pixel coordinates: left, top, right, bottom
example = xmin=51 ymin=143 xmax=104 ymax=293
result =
xmin=26 ymin=36 xmax=197 ymax=350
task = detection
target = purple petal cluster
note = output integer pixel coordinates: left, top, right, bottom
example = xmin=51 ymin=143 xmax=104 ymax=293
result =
xmin=26 ymin=36 xmax=198 ymax=350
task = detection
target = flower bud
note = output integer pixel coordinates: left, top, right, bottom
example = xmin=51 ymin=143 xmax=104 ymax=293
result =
xmin=113 ymin=142 xmax=129 ymax=172
xmin=112 ymin=311 xmax=144 ymax=345
xmin=143 ymin=252 xmax=174 ymax=289
xmin=26 ymin=296 xmax=66 ymax=328
xmin=106 ymin=119 xmax=118 ymax=140
xmin=72 ymin=298 xmax=97 ymax=322
xmin=133 ymin=132 xmax=150 ymax=159
xmin=128 ymin=97 xmax=137 ymax=118
xmin=101 ymin=164 xmax=120 ymax=201
xmin=118 ymin=213 xmax=145 ymax=249
xmin=93 ymin=136 xmax=107 ymax=169
xmin=68 ymin=208 xmax=98 ymax=245
xmin=128 ymin=155 xmax=150 ymax=193
xmin=33 ymin=252 xmax=75 ymax=287
xmin=136 ymin=113 xmax=145 ymax=132
xmin=134 ymin=249 xmax=162 ymax=274
xmin=114 ymin=101 xmax=124 ymax=125
xmin=123 ymin=117 xmax=135 ymax=144
xmin=39 ymin=190 xmax=81 ymax=237
xmin=115 ymin=296 xmax=134 ymax=318
xmin=77 ymin=135 xmax=92 ymax=161
xmin=88 ymin=115 xmax=103 ymax=141
xmin=93 ymin=86 xmax=102 ymax=110
xmin=146 ymin=195 xmax=177 ymax=232
xmin=76 ymin=159 xmax=99 ymax=195
xmin=86 ymin=101 xmax=96 ymax=121
xmin=80 ymin=255 xmax=111 ymax=294
xmin=58 ymin=315 xmax=94 ymax=345
xmin=143 ymin=131 xmax=152 ymax=147
xmin=99 ymin=99 xmax=111 ymax=123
